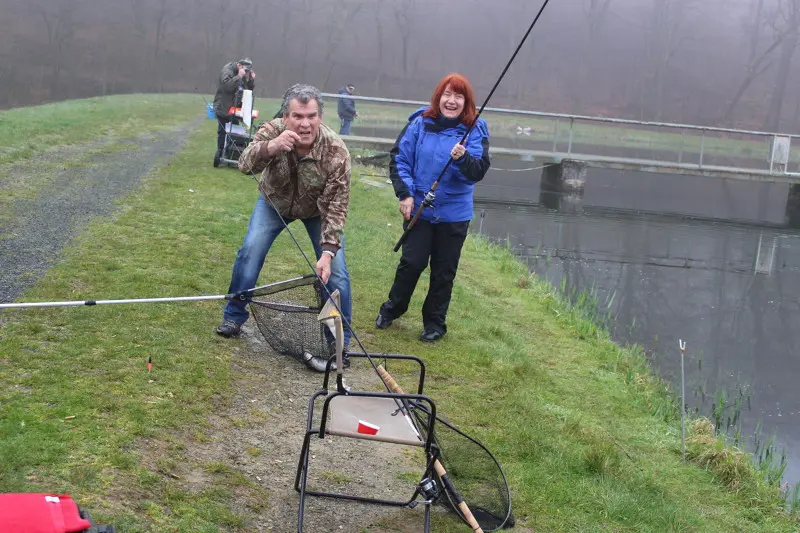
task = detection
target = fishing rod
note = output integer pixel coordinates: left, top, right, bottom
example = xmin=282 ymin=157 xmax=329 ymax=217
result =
xmin=392 ymin=0 xmax=552 ymax=252
xmin=0 ymin=276 xmax=315 ymax=310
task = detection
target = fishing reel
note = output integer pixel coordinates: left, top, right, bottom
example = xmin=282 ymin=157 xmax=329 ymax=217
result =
xmin=421 ymin=190 xmax=436 ymax=208
xmin=418 ymin=476 xmax=440 ymax=502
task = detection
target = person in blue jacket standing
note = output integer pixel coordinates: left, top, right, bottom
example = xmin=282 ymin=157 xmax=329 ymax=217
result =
xmin=376 ymin=73 xmax=491 ymax=342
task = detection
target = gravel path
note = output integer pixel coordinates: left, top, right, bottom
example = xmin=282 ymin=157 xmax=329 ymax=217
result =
xmin=0 ymin=123 xmax=197 ymax=304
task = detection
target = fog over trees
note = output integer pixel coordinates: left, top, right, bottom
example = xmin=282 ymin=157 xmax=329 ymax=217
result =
xmin=3 ymin=0 xmax=800 ymax=131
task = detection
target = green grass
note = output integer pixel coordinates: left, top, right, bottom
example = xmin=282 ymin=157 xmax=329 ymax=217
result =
xmin=0 ymin=94 xmax=209 ymax=165
xmin=1 ymin=96 xmax=798 ymax=532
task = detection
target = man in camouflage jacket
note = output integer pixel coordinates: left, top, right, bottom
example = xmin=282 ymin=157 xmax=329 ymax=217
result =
xmin=216 ymin=84 xmax=354 ymax=357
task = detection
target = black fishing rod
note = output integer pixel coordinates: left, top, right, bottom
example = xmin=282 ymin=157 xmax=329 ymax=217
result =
xmin=392 ymin=0 xmax=552 ymax=252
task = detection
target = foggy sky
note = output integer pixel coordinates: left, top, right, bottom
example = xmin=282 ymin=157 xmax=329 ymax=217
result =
xmin=1 ymin=0 xmax=798 ymax=131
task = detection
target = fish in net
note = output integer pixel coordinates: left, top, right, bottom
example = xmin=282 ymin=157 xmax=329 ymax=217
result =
xmin=246 ymin=274 xmax=333 ymax=369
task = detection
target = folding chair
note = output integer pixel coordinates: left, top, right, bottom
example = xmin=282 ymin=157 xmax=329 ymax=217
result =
xmin=216 ymin=90 xmax=260 ymax=168
xmin=294 ymin=291 xmax=441 ymax=532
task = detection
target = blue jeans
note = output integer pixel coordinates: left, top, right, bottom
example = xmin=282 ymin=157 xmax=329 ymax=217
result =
xmin=223 ymin=196 xmax=353 ymax=344
xmin=339 ymin=119 xmax=352 ymax=136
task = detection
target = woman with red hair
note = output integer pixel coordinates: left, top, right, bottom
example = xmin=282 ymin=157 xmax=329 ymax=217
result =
xmin=376 ymin=73 xmax=491 ymax=342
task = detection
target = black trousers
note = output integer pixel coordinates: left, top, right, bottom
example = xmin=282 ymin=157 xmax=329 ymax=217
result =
xmin=380 ymin=219 xmax=469 ymax=333
xmin=216 ymin=117 xmax=227 ymax=152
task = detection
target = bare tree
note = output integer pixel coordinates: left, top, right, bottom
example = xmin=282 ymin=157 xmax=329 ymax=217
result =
xmin=37 ymin=0 xmax=81 ymax=99
xmin=576 ymin=0 xmax=613 ymax=111
xmin=763 ymin=0 xmax=800 ymax=131
xmin=391 ymin=0 xmax=416 ymax=79
xmin=127 ymin=0 xmax=150 ymax=82
xmin=640 ymin=0 xmax=698 ymax=121
xmin=723 ymin=0 xmax=792 ymax=125
xmin=152 ymin=0 xmax=183 ymax=92
xmin=489 ymin=1 xmax=541 ymax=104
xmin=372 ymin=4 xmax=385 ymax=94
xmin=722 ymin=42 xmax=781 ymax=123
xmin=320 ymin=0 xmax=365 ymax=91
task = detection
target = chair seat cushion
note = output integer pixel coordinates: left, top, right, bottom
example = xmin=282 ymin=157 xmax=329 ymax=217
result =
xmin=328 ymin=396 xmax=423 ymax=446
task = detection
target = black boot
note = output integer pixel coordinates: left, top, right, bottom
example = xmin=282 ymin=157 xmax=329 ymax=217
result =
xmin=419 ymin=327 xmax=445 ymax=343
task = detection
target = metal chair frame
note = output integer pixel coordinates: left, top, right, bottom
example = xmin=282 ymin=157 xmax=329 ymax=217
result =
xmin=294 ymin=353 xmax=441 ymax=532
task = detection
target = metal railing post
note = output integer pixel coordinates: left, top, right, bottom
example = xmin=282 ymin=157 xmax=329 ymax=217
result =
xmin=769 ymin=136 xmax=775 ymax=174
xmin=552 ymin=119 xmax=559 ymax=152
xmin=699 ymin=130 xmax=706 ymax=168
xmin=567 ymin=118 xmax=574 ymax=156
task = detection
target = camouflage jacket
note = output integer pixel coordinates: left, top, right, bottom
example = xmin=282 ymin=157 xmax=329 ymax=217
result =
xmin=238 ymin=120 xmax=351 ymax=253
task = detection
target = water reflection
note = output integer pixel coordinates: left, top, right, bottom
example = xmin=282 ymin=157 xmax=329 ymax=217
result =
xmin=474 ymin=163 xmax=800 ymax=484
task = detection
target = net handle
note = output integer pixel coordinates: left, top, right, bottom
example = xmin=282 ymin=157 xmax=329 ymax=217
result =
xmin=377 ymin=365 xmax=485 ymax=533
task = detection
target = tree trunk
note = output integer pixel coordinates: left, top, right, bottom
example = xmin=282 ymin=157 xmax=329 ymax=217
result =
xmin=764 ymin=29 xmax=799 ymax=132
xmin=722 ymin=36 xmax=781 ymax=124
xmin=373 ymin=5 xmax=384 ymax=95
xmin=577 ymin=0 xmax=613 ymax=112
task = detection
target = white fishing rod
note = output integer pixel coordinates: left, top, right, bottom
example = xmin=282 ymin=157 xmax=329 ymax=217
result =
xmin=0 ymin=276 xmax=315 ymax=310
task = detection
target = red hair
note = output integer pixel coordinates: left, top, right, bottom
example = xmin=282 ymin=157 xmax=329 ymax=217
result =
xmin=422 ymin=73 xmax=477 ymax=126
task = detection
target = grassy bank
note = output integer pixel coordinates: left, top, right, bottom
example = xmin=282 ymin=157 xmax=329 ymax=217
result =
xmin=0 ymin=94 xmax=208 ymax=165
xmin=0 ymin=96 xmax=798 ymax=532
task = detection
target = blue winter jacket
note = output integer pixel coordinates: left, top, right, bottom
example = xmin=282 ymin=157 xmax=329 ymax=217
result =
xmin=389 ymin=107 xmax=491 ymax=223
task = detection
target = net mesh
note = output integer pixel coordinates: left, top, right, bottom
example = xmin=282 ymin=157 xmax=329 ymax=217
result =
xmin=412 ymin=406 xmax=514 ymax=531
xmin=247 ymin=275 xmax=328 ymax=360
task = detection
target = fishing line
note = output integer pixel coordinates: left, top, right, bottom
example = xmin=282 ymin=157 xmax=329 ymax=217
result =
xmin=393 ymin=0 xmax=553 ymax=252
xmin=490 ymin=163 xmax=554 ymax=172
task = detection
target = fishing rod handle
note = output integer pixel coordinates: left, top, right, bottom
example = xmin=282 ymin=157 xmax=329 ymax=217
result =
xmin=392 ymin=176 xmax=442 ymax=252
xmin=392 ymin=208 xmax=424 ymax=252
xmin=377 ymin=365 xmax=402 ymax=393
xmin=376 ymin=365 xmax=485 ymax=533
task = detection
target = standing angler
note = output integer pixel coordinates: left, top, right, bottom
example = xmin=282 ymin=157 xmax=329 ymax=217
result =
xmin=337 ymin=83 xmax=358 ymax=136
xmin=376 ymin=73 xmax=491 ymax=342
xmin=213 ymin=57 xmax=256 ymax=166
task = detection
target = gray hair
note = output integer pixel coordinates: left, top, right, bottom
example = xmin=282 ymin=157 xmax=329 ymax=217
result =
xmin=280 ymin=84 xmax=324 ymax=116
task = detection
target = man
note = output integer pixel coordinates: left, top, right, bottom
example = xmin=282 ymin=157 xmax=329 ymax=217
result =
xmin=337 ymin=84 xmax=358 ymax=136
xmin=216 ymin=84 xmax=353 ymax=366
xmin=213 ymin=58 xmax=256 ymax=166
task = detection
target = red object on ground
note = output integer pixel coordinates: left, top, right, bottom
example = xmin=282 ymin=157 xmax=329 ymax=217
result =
xmin=357 ymin=420 xmax=380 ymax=435
xmin=0 ymin=493 xmax=92 ymax=532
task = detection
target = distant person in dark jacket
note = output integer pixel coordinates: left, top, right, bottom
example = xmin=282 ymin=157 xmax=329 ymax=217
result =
xmin=375 ymin=73 xmax=490 ymax=343
xmin=213 ymin=58 xmax=255 ymax=165
xmin=337 ymin=84 xmax=358 ymax=135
